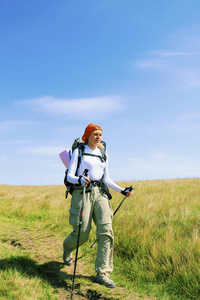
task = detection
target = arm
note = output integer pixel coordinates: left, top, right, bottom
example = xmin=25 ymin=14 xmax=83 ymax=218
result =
xmin=102 ymin=156 xmax=123 ymax=193
xmin=67 ymin=148 xmax=79 ymax=184
xmin=67 ymin=148 xmax=90 ymax=187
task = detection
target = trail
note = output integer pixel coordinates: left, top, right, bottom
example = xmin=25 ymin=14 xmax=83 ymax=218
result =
xmin=1 ymin=219 xmax=154 ymax=300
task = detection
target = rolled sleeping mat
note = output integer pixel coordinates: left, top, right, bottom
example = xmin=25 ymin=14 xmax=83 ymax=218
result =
xmin=59 ymin=150 xmax=71 ymax=168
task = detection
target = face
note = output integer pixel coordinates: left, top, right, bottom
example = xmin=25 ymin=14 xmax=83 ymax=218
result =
xmin=87 ymin=130 xmax=102 ymax=149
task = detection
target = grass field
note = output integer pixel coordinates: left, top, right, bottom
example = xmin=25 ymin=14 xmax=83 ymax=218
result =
xmin=0 ymin=178 xmax=200 ymax=299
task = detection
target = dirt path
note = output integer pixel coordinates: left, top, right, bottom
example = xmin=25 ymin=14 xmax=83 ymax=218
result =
xmin=1 ymin=220 xmax=154 ymax=300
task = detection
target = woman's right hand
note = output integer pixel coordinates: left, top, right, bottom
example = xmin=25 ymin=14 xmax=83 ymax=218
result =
xmin=78 ymin=175 xmax=90 ymax=187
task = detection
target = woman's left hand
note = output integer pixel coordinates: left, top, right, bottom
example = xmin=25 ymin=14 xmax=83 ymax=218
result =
xmin=121 ymin=186 xmax=133 ymax=197
xmin=126 ymin=191 xmax=132 ymax=197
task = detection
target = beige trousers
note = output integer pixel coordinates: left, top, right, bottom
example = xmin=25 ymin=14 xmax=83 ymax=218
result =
xmin=63 ymin=185 xmax=114 ymax=275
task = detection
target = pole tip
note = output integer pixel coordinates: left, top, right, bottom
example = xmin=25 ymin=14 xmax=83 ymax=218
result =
xmin=70 ymin=290 xmax=76 ymax=297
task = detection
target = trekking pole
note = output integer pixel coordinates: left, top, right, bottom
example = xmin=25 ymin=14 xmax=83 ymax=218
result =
xmin=91 ymin=185 xmax=134 ymax=248
xmin=70 ymin=169 xmax=89 ymax=299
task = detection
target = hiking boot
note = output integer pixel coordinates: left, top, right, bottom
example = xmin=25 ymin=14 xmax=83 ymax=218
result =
xmin=95 ymin=273 xmax=115 ymax=288
xmin=63 ymin=250 xmax=72 ymax=266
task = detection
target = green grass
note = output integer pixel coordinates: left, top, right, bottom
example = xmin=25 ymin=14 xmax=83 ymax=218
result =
xmin=0 ymin=179 xmax=200 ymax=299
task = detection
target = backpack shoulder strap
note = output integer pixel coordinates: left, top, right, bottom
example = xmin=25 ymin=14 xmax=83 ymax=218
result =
xmin=76 ymin=144 xmax=85 ymax=175
xmin=82 ymin=148 xmax=107 ymax=163
xmin=99 ymin=148 xmax=107 ymax=162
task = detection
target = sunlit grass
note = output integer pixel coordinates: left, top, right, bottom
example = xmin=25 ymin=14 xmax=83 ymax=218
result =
xmin=112 ymin=178 xmax=200 ymax=298
xmin=1 ymin=178 xmax=200 ymax=299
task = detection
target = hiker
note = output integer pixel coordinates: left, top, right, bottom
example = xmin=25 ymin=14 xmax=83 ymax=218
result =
xmin=63 ymin=123 xmax=132 ymax=288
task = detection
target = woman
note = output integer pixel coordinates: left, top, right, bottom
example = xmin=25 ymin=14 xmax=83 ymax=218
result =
xmin=63 ymin=123 xmax=132 ymax=288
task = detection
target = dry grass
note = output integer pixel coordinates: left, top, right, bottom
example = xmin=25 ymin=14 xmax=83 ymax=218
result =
xmin=0 ymin=178 xmax=200 ymax=299
xmin=112 ymin=178 xmax=200 ymax=298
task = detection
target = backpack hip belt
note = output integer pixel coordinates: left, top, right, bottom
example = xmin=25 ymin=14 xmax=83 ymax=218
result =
xmin=90 ymin=180 xmax=102 ymax=187
xmin=89 ymin=179 xmax=112 ymax=200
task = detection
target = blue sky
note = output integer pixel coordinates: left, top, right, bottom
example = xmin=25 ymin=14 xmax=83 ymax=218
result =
xmin=0 ymin=0 xmax=200 ymax=185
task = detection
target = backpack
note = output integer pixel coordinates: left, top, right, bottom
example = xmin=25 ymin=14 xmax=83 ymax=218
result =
xmin=63 ymin=138 xmax=107 ymax=198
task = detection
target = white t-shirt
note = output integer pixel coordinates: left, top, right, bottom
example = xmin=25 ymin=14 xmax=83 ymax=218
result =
xmin=67 ymin=145 xmax=123 ymax=193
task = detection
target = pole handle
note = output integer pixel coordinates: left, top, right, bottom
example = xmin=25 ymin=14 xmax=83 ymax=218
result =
xmin=83 ymin=169 xmax=89 ymax=176
xmin=129 ymin=185 xmax=134 ymax=192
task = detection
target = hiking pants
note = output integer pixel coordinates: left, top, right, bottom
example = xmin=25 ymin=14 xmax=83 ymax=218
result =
xmin=63 ymin=185 xmax=114 ymax=276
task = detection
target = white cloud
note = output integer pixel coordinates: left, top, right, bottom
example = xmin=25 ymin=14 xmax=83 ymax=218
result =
xmin=153 ymin=50 xmax=196 ymax=57
xmin=168 ymin=122 xmax=200 ymax=134
xmin=0 ymin=154 xmax=6 ymax=160
xmin=17 ymin=145 xmax=63 ymax=156
xmin=133 ymin=42 xmax=200 ymax=89
xmin=135 ymin=59 xmax=167 ymax=70
xmin=115 ymin=150 xmax=200 ymax=181
xmin=0 ymin=140 xmax=35 ymax=146
xmin=0 ymin=120 xmax=35 ymax=131
xmin=135 ymin=50 xmax=196 ymax=70
xmin=167 ymin=112 xmax=200 ymax=133
xmin=16 ymin=95 xmax=127 ymax=118
xmin=150 ymin=151 xmax=178 ymax=162
xmin=178 ymin=70 xmax=200 ymax=88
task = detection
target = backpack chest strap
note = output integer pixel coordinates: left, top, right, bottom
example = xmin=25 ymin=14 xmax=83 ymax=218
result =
xmin=82 ymin=152 xmax=105 ymax=163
